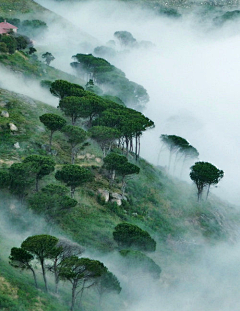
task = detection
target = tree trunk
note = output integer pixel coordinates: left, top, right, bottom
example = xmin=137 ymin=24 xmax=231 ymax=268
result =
xmin=70 ymin=282 xmax=77 ymax=311
xmin=36 ymin=177 xmax=39 ymax=192
xmin=49 ymin=130 xmax=53 ymax=151
xmin=70 ymin=186 xmax=75 ymax=198
xmin=71 ymin=145 xmax=75 ymax=164
xmin=137 ymin=135 xmax=141 ymax=160
xmin=206 ymin=184 xmax=211 ymax=200
xmin=30 ymin=267 xmax=38 ymax=288
xmin=135 ymin=135 xmax=138 ymax=161
xmin=40 ymin=259 xmax=48 ymax=292
xmin=121 ymin=177 xmax=126 ymax=196
xmin=53 ymin=259 xmax=59 ymax=294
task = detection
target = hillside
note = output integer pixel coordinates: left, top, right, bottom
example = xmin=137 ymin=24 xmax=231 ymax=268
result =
xmin=1 ymin=0 xmax=240 ymax=310
xmin=0 ymin=86 xmax=239 ymax=310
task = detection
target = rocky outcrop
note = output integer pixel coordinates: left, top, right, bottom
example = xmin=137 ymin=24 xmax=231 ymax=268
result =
xmin=9 ymin=123 xmax=18 ymax=131
xmin=1 ymin=110 xmax=9 ymax=117
xmin=98 ymin=189 xmax=127 ymax=206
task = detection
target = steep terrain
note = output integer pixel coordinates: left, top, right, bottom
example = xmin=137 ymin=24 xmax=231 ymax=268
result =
xmin=1 ymin=0 xmax=240 ymax=310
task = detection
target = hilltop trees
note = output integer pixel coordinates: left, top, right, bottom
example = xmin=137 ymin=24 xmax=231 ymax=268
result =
xmin=190 ymin=161 xmax=224 ymax=201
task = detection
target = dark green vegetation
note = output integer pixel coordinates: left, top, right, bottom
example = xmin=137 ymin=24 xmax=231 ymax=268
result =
xmin=71 ymin=53 xmax=149 ymax=108
xmin=190 ymin=162 xmax=224 ymax=201
xmin=0 ymin=85 xmax=237 ymax=310
xmin=0 ymin=1 xmax=239 ymax=310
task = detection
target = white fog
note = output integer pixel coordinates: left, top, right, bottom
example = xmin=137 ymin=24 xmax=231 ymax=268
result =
xmin=2 ymin=1 xmax=240 ymax=310
xmin=33 ymin=0 xmax=240 ymax=205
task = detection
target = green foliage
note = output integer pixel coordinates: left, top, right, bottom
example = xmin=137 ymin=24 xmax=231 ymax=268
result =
xmin=9 ymin=247 xmax=38 ymax=288
xmin=0 ymin=42 xmax=8 ymax=53
xmin=62 ymin=125 xmax=88 ymax=163
xmin=0 ymin=35 xmax=17 ymax=54
xmin=40 ymin=79 xmax=52 ymax=89
xmin=21 ymin=234 xmax=59 ymax=260
xmin=39 ymin=113 xmax=66 ymax=148
xmin=89 ymin=126 xmax=121 ymax=156
xmin=14 ymin=35 xmax=30 ymax=50
xmin=28 ymin=183 xmax=77 ymax=221
xmin=59 ymin=256 xmax=107 ymax=311
xmin=113 ymin=222 xmax=156 ymax=252
xmin=21 ymin=19 xmax=47 ymax=37
xmin=8 ymin=162 xmax=35 ymax=199
xmin=40 ymin=113 xmax=66 ymax=133
xmin=55 ymin=164 xmax=93 ymax=197
xmin=71 ymin=53 xmax=149 ymax=108
xmin=190 ymin=161 xmax=224 ymax=201
xmin=95 ymin=270 xmax=121 ymax=297
xmin=0 ymin=169 xmax=10 ymax=188
xmin=50 ymin=79 xmax=85 ymax=99
xmin=114 ymin=30 xmax=137 ymax=46
xmin=21 ymin=234 xmax=59 ymax=292
xmin=42 ymin=52 xmax=55 ymax=65
xmin=119 ymin=249 xmax=161 ymax=278
xmin=23 ymin=154 xmax=55 ymax=191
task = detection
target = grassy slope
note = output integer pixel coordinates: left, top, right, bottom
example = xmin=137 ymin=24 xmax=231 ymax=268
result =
xmin=0 ymin=86 xmax=239 ymax=310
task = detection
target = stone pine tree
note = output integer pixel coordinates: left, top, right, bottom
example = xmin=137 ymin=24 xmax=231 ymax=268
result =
xmin=50 ymin=80 xmax=85 ymax=99
xmin=58 ymin=256 xmax=107 ymax=311
xmin=21 ymin=235 xmax=59 ymax=292
xmin=113 ymin=223 xmax=156 ymax=252
xmin=55 ymin=165 xmax=93 ymax=198
xmin=190 ymin=161 xmax=224 ymax=201
xmin=89 ymin=126 xmax=121 ymax=157
xmin=23 ymin=155 xmax=55 ymax=191
xmin=39 ymin=113 xmax=66 ymax=151
xmin=9 ymin=247 xmax=38 ymax=288
xmin=42 ymin=52 xmax=55 ymax=65
xmin=48 ymin=238 xmax=85 ymax=294
xmin=61 ymin=125 xmax=88 ymax=164
xmin=95 ymin=270 xmax=121 ymax=305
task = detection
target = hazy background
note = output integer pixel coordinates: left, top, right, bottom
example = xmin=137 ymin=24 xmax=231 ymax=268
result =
xmin=30 ymin=0 xmax=240 ymax=205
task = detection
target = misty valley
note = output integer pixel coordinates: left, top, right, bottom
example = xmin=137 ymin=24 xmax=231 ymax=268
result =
xmin=1 ymin=0 xmax=240 ymax=310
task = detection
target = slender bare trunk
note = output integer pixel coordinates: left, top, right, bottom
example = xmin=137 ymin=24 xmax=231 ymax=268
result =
xmin=40 ymin=259 xmax=48 ymax=292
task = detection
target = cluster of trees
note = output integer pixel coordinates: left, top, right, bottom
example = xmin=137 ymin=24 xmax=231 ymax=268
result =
xmin=0 ymin=154 xmax=92 ymax=203
xmin=159 ymin=134 xmax=199 ymax=173
xmin=46 ymin=79 xmax=154 ymax=161
xmin=70 ymin=53 xmax=149 ymax=108
xmin=9 ymin=234 xmax=121 ymax=311
xmin=0 ymin=32 xmax=32 ymax=54
xmin=103 ymin=152 xmax=140 ymax=194
xmin=0 ymin=17 xmax=47 ymax=37
xmin=159 ymin=134 xmax=224 ymax=201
